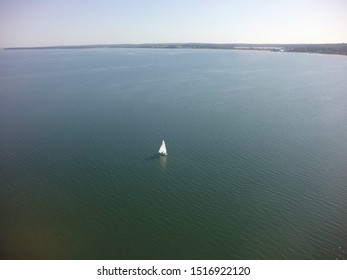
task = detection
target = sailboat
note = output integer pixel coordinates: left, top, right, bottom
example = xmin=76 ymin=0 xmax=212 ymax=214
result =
xmin=158 ymin=140 xmax=168 ymax=156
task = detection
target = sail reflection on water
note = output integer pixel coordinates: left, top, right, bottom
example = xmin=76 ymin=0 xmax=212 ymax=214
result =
xmin=160 ymin=154 xmax=167 ymax=168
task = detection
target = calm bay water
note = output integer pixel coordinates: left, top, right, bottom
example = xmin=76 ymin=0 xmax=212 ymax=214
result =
xmin=1 ymin=48 xmax=347 ymax=259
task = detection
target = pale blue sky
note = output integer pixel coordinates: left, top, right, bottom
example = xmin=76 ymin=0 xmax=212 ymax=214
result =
xmin=1 ymin=0 xmax=346 ymax=48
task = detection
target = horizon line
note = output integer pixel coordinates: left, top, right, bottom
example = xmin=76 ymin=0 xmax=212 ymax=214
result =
xmin=3 ymin=42 xmax=347 ymax=50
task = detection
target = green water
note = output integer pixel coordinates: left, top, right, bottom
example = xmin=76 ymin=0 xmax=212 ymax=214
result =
xmin=1 ymin=48 xmax=347 ymax=259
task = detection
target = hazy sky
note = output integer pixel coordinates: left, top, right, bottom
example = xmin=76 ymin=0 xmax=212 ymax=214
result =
xmin=1 ymin=0 xmax=346 ymax=48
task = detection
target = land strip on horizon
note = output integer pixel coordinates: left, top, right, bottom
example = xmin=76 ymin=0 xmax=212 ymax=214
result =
xmin=4 ymin=43 xmax=347 ymax=56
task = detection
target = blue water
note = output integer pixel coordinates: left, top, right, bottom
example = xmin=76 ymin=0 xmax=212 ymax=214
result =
xmin=1 ymin=48 xmax=347 ymax=259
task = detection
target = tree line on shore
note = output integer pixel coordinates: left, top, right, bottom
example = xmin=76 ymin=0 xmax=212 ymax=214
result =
xmin=5 ymin=43 xmax=347 ymax=56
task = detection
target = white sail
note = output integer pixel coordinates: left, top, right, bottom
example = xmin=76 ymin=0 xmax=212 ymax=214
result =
xmin=158 ymin=140 xmax=167 ymax=155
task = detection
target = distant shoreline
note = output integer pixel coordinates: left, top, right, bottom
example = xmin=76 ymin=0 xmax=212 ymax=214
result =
xmin=4 ymin=43 xmax=347 ymax=56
